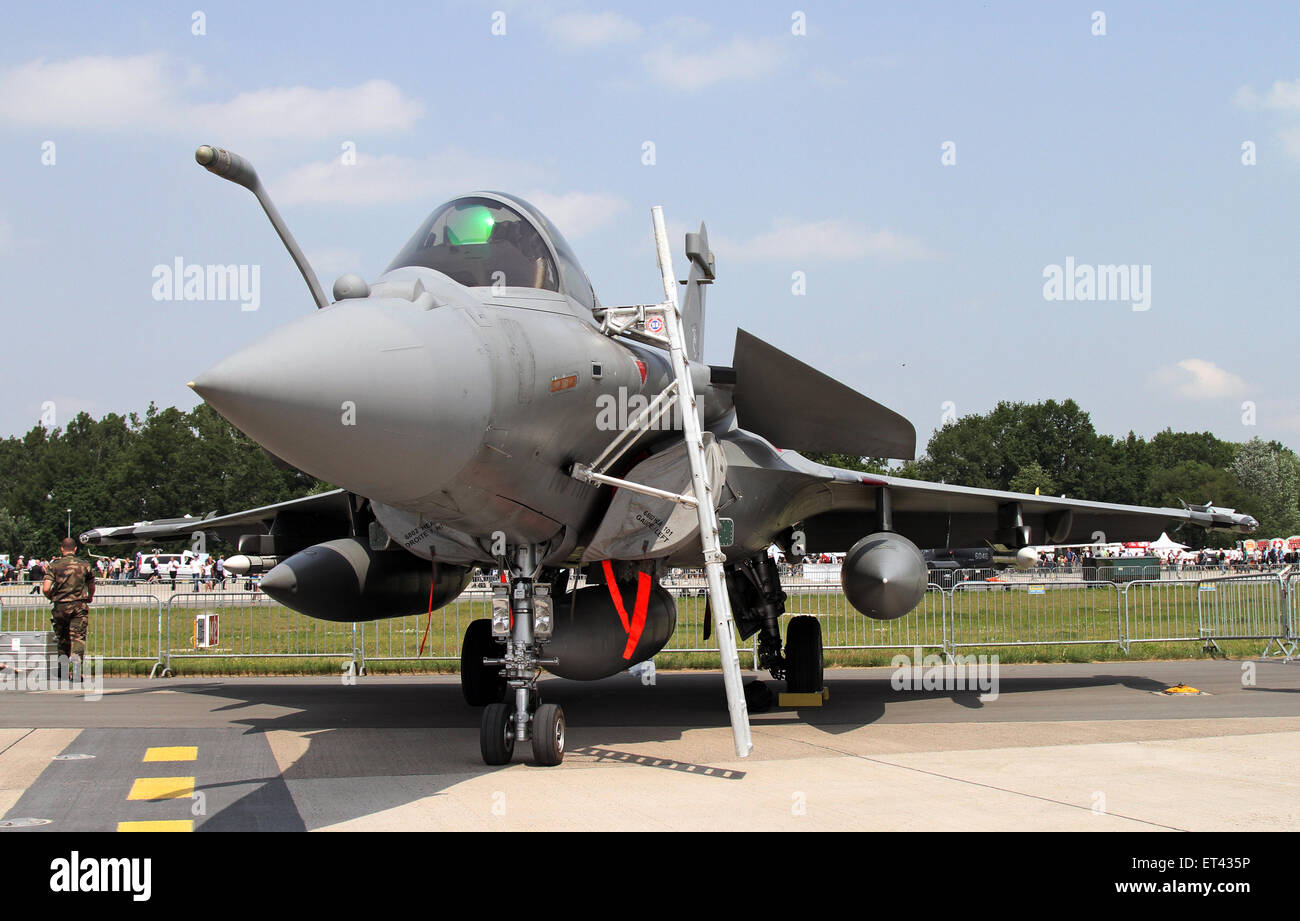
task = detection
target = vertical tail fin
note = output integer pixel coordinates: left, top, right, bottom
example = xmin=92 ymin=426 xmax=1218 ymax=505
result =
xmin=681 ymin=222 xmax=714 ymax=362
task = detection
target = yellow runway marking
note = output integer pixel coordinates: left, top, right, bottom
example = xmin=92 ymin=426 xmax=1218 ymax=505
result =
xmin=127 ymin=777 xmax=195 ymax=800
xmin=117 ymin=820 xmax=193 ymax=832
xmin=143 ymin=746 xmax=198 ymax=762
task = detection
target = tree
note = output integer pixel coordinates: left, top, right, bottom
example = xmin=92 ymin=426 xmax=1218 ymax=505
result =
xmin=1231 ymin=437 xmax=1300 ymax=537
xmin=912 ymin=399 xmax=1102 ymax=496
xmin=1008 ymin=460 xmax=1056 ymax=496
xmin=800 ymin=452 xmax=888 ymax=474
xmin=0 ymin=403 xmax=322 ymax=558
xmin=0 ymin=507 xmax=38 ymax=557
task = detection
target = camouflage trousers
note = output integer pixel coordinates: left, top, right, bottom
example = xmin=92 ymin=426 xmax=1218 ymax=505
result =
xmin=51 ymin=603 xmax=89 ymax=661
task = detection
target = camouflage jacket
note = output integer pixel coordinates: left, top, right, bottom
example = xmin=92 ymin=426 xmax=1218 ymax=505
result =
xmin=46 ymin=555 xmax=95 ymax=608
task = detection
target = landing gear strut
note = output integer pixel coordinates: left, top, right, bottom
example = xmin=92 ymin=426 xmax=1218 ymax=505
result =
xmin=729 ymin=556 xmax=824 ymax=697
xmin=477 ymin=546 xmax=565 ymax=766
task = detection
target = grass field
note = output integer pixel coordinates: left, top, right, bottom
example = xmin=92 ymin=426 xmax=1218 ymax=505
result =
xmin=0 ymin=580 xmax=1290 ymax=676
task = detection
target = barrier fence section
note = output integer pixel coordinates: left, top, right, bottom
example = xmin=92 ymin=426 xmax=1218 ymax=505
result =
xmin=1194 ymin=573 xmax=1289 ymax=650
xmin=1280 ymin=573 xmax=1300 ymax=659
xmin=1121 ymin=580 xmax=1202 ymax=648
xmin=659 ymin=588 xmax=759 ymax=665
xmin=948 ymin=580 xmax=1124 ymax=651
xmin=356 ymin=591 xmax=494 ymax=669
xmin=0 ymin=588 xmax=163 ymax=668
xmin=783 ymin=582 xmax=947 ymax=653
xmin=162 ymin=592 xmax=359 ymax=675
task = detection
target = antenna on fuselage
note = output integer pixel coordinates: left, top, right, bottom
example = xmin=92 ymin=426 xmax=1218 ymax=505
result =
xmin=194 ymin=145 xmax=330 ymax=310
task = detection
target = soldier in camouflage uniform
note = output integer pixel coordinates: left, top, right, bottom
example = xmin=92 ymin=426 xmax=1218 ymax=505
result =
xmin=42 ymin=538 xmax=96 ymax=671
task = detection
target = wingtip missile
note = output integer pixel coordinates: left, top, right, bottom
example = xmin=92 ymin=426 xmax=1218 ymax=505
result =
xmin=1185 ymin=503 xmax=1258 ymax=533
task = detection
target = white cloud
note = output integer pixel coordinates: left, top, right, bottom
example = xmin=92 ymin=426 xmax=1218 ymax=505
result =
xmin=1234 ymin=79 xmax=1300 ymax=159
xmin=276 ymin=151 xmax=545 ymax=206
xmin=1234 ymin=79 xmax=1300 ymax=111
xmin=192 ymin=80 xmax=422 ymax=140
xmin=521 ymin=190 xmax=625 ymax=238
xmin=547 ymin=11 xmax=642 ymax=46
xmin=644 ymin=36 xmax=785 ymax=90
xmin=0 ymin=54 xmax=421 ymax=138
xmin=717 ymin=218 xmax=935 ymax=263
xmin=1152 ymin=359 xmax=1248 ymax=400
xmin=0 ymin=218 xmax=10 ymax=251
xmin=0 ymin=54 xmax=179 ymax=130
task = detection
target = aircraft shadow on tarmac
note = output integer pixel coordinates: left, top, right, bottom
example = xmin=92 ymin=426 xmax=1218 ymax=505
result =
xmin=153 ymin=670 xmax=1174 ymax=830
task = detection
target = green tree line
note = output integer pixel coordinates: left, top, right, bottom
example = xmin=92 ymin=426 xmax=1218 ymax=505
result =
xmin=0 ymin=403 xmax=319 ymax=558
xmin=810 ymin=399 xmax=1299 ymax=549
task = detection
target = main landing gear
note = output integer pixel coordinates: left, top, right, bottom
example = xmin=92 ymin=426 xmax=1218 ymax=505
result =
xmin=728 ymin=556 xmax=824 ymax=708
xmin=461 ymin=545 xmax=566 ymax=766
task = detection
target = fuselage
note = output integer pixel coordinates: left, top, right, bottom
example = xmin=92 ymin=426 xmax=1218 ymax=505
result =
xmin=192 ymin=262 xmax=735 ymax=569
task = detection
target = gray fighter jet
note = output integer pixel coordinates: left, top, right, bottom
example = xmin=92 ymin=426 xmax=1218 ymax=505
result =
xmin=84 ymin=147 xmax=1257 ymax=766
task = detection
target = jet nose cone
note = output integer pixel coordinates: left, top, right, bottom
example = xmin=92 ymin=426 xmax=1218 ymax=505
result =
xmin=258 ymin=561 xmax=297 ymax=600
xmin=193 ymin=301 xmax=490 ymax=501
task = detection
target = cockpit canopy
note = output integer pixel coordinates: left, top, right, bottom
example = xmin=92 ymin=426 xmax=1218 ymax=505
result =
xmin=386 ymin=193 xmax=597 ymax=309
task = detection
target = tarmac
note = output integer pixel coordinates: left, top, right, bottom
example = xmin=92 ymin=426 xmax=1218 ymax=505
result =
xmin=1 ymin=659 xmax=1297 ymax=831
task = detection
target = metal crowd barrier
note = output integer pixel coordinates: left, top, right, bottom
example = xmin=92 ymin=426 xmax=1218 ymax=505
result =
xmin=948 ymin=580 xmax=1124 ymax=650
xmin=1278 ymin=572 xmax=1300 ymax=659
xmin=0 ymin=590 xmax=164 ymax=670
xmin=161 ymin=591 xmax=358 ymax=675
xmin=1194 ymin=573 xmax=1289 ymax=651
xmin=1121 ymin=579 xmax=1202 ymax=647
xmin=355 ymin=591 xmax=493 ymax=669
xmin=783 ymin=583 xmax=947 ymax=652
xmin=658 ymin=588 xmax=759 ymax=665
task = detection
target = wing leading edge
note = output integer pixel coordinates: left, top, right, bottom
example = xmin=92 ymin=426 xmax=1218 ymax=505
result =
xmin=778 ymin=450 xmax=1257 ymax=552
xmin=80 ymin=489 xmax=354 ymax=548
xmin=704 ymin=431 xmax=1256 ymax=560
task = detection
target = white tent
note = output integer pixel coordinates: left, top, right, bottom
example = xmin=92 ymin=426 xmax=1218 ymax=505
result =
xmin=1149 ymin=532 xmax=1187 ymax=552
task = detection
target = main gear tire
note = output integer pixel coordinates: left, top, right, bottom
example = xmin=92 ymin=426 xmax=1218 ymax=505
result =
xmin=784 ymin=615 xmax=824 ymax=694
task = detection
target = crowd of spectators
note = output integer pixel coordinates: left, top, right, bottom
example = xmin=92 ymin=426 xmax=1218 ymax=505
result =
xmin=1 ymin=551 xmax=240 ymax=591
xmin=1035 ymin=544 xmax=1297 ymax=574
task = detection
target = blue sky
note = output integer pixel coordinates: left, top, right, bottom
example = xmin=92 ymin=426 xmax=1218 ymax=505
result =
xmin=1 ymin=0 xmax=1297 ymax=454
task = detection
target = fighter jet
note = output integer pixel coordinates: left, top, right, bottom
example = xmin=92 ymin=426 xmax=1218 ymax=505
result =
xmin=84 ymin=146 xmax=1258 ymax=766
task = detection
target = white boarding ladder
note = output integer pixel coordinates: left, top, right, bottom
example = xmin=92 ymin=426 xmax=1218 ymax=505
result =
xmin=570 ymin=206 xmax=752 ymax=759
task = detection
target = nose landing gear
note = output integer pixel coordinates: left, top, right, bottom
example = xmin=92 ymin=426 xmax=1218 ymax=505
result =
xmin=474 ymin=545 xmax=566 ymax=766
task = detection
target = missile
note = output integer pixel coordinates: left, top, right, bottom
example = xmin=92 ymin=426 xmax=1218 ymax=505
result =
xmin=1185 ymin=504 xmax=1258 ymax=533
xmin=223 ymin=555 xmax=280 ymax=576
xmin=79 ymin=516 xmax=206 ymax=546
